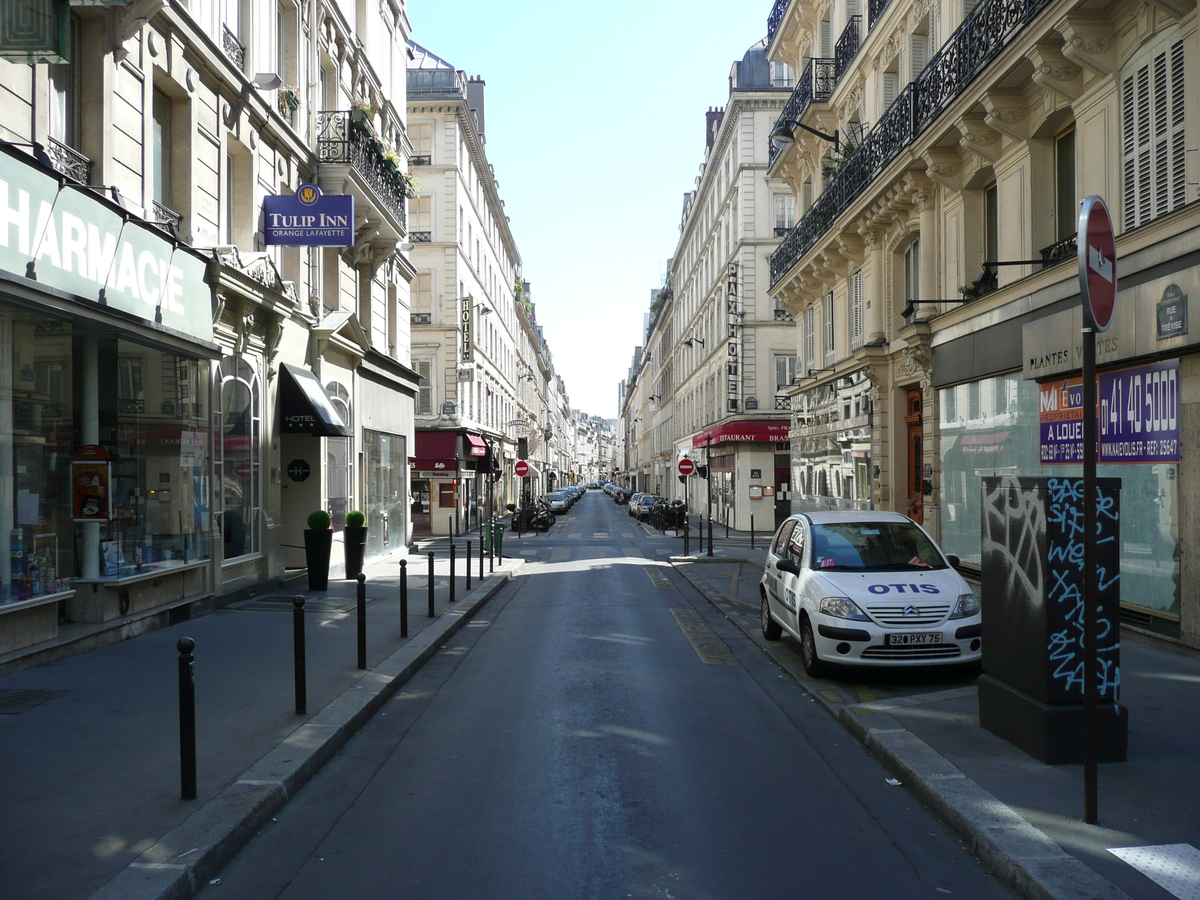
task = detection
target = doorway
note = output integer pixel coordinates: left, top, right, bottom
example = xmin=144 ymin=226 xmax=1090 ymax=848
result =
xmin=905 ymin=387 xmax=923 ymax=524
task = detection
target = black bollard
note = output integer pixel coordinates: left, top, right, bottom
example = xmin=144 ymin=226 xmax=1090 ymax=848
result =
xmin=480 ymin=532 xmax=485 ymax=580
xmin=449 ymin=543 xmax=457 ymax=604
xmin=707 ymin=517 xmax=714 ymax=558
xmin=293 ymin=596 xmax=307 ymax=715
xmin=684 ymin=517 xmax=690 ymax=557
xmin=427 ymin=551 xmax=435 ymax=617
xmin=177 ymin=637 xmax=197 ymax=801
xmin=697 ymin=515 xmax=704 ymax=554
xmin=466 ymin=540 xmax=472 ymax=590
xmin=751 ymin=515 xmax=755 ymax=550
xmin=356 ymin=573 xmax=367 ymax=670
xmin=399 ymin=559 xmax=408 ymax=638
xmin=726 ymin=516 xmax=729 ymax=540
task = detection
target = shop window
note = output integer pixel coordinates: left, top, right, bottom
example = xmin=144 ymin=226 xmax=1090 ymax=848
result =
xmin=217 ymin=357 xmax=259 ymax=560
xmin=364 ymin=430 xmax=406 ymax=556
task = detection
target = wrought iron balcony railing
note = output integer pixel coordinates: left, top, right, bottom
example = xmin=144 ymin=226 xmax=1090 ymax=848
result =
xmin=44 ymin=137 xmax=91 ymax=183
xmin=222 ymin=25 xmax=244 ymax=70
xmin=767 ymin=0 xmax=790 ymax=44
xmin=771 ymin=0 xmax=1056 ymax=287
xmin=152 ymin=201 xmax=182 ymax=240
xmin=775 ymin=226 xmax=791 ymax=237
xmin=868 ymin=0 xmax=894 ymax=30
xmin=410 ymin=231 xmax=432 ymax=243
xmin=769 ymin=57 xmax=837 ymax=165
xmin=775 ymin=395 xmax=792 ymax=410
xmin=317 ymin=110 xmax=408 ymax=228
xmin=774 ymin=308 xmax=796 ymax=321
xmin=1039 ymin=234 xmax=1077 ymax=265
xmin=410 ymin=154 xmax=432 ymax=166
xmin=834 ymin=16 xmax=861 ymax=83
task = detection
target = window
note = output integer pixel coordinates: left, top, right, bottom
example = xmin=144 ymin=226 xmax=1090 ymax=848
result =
xmin=775 ymin=355 xmax=797 ymax=390
xmin=48 ymin=14 xmax=81 ymax=150
xmin=152 ymin=89 xmax=173 ymax=210
xmin=984 ymin=183 xmax=998 ymax=263
xmin=823 ymin=291 xmax=835 ymax=364
xmin=904 ymin=238 xmax=920 ymax=319
xmin=804 ymin=305 xmax=816 ymax=374
xmin=771 ymin=61 xmax=794 ymax=88
xmin=909 ymin=25 xmax=929 ymax=81
xmin=218 ymin=357 xmax=260 ymax=559
xmin=850 ymin=269 xmax=864 ymax=349
xmin=820 ymin=18 xmax=832 ymax=56
xmin=1055 ymin=128 xmax=1076 ymax=242
xmin=325 ymin=381 xmax=352 ymax=530
xmin=416 ymin=359 xmax=432 ymax=414
xmin=802 ymin=179 xmax=813 ymax=213
xmin=773 ymin=193 xmax=796 ymax=236
xmin=1121 ymin=37 xmax=1187 ymax=230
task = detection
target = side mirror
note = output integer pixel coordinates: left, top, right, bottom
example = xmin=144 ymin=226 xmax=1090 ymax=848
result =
xmin=776 ymin=558 xmax=801 ymax=576
xmin=946 ymin=553 xmax=961 ymax=568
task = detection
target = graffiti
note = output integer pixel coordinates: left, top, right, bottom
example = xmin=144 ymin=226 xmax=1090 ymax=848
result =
xmin=981 ymin=476 xmax=1047 ymax=623
xmin=1045 ymin=477 xmax=1121 ymax=702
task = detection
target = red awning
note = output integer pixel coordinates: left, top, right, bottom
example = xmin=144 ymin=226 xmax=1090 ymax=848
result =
xmin=465 ymin=433 xmax=487 ymax=456
xmin=960 ymin=431 xmax=1009 ymax=454
xmin=412 ymin=430 xmax=458 ymax=471
xmin=693 ymin=419 xmax=791 ymax=448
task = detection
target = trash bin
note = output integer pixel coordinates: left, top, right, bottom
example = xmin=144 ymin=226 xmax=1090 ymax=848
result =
xmin=490 ymin=522 xmax=506 ymax=557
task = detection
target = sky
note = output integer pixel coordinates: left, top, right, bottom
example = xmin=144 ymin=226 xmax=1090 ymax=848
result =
xmin=407 ymin=0 xmax=775 ymax=420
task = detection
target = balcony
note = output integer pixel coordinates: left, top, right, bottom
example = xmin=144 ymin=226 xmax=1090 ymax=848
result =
xmin=774 ymin=308 xmax=796 ymax=321
xmin=771 ymin=0 xmax=1056 ymax=287
xmin=43 ymin=137 xmax=90 ymax=183
xmin=1039 ymin=234 xmax=1077 ymax=265
xmin=317 ymin=110 xmax=408 ymax=232
xmin=769 ymin=57 xmax=837 ymax=165
xmin=410 ymin=231 xmax=432 ymax=243
xmin=776 ymin=395 xmax=792 ymax=410
xmin=868 ymin=0 xmax=895 ymax=30
xmin=221 ymin=25 xmax=244 ymax=70
xmin=767 ymin=0 xmax=790 ymax=44
xmin=834 ymin=16 xmax=861 ymax=83
xmin=411 ymin=154 xmax=432 ymax=166
xmin=152 ymin=201 xmax=182 ymax=240
xmin=407 ymin=68 xmax=468 ymax=99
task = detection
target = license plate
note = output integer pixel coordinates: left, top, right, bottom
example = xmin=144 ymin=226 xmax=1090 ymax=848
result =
xmin=885 ymin=632 xmax=941 ymax=646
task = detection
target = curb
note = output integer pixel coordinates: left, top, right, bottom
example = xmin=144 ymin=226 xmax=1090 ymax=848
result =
xmin=86 ymin=559 xmax=525 ymax=900
xmin=670 ymin=560 xmax=1133 ymax=900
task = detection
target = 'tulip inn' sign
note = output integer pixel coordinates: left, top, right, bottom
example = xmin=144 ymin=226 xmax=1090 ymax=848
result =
xmin=263 ymin=184 xmax=354 ymax=246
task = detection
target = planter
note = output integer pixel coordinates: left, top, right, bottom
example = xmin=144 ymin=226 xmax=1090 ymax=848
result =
xmin=343 ymin=525 xmax=368 ymax=579
xmin=304 ymin=528 xmax=333 ymax=591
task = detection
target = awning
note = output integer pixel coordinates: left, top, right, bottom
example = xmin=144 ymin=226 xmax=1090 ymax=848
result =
xmin=960 ymin=431 xmax=1009 ymax=454
xmin=693 ymin=419 xmax=791 ymax=448
xmin=465 ymin=434 xmax=487 ymax=456
xmin=279 ymin=364 xmax=351 ymax=437
xmin=411 ymin=430 xmax=458 ymax=472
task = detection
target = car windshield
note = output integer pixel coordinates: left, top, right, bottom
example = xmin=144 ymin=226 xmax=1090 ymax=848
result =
xmin=809 ymin=521 xmax=946 ymax=571
xmin=548 ymin=492 xmax=565 ymax=501
xmin=641 ymin=496 xmax=656 ymax=505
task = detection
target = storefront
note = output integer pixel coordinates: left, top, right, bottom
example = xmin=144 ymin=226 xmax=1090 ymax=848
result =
xmin=410 ymin=429 xmax=485 ymax=535
xmin=0 ymin=145 xmax=217 ymax=653
xmin=692 ymin=418 xmax=790 ymax=532
xmin=933 ymin=255 xmax=1197 ymax=642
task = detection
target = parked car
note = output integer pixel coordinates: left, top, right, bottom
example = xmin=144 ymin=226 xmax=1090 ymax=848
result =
xmin=546 ymin=491 xmax=569 ymax=513
xmin=634 ymin=494 xmax=657 ymax=520
xmin=759 ymin=511 xmax=981 ymax=676
xmin=627 ymin=492 xmax=644 ymax=516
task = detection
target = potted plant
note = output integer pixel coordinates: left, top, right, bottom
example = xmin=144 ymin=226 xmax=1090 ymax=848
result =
xmin=343 ymin=509 xmax=368 ymax=579
xmin=304 ymin=509 xmax=333 ymax=591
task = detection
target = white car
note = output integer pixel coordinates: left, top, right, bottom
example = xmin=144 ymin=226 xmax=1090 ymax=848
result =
xmin=759 ymin=511 xmax=981 ymax=676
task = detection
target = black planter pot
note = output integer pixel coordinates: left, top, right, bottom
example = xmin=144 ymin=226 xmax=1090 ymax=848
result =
xmin=343 ymin=525 xmax=368 ymax=579
xmin=304 ymin=528 xmax=333 ymax=591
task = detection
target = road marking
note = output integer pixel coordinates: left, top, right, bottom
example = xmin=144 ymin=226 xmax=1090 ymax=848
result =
xmin=645 ymin=568 xmax=672 ymax=589
xmin=593 ymin=533 xmax=608 ymax=538
xmin=854 ymin=686 xmax=877 ymax=702
xmin=621 ymin=546 xmax=644 ymax=558
xmin=550 ymin=548 xmax=571 ymax=563
xmin=567 ymin=532 xmax=583 ymax=539
xmin=586 ymin=547 xmax=607 ymax=559
xmin=670 ymin=608 xmax=738 ymax=667
xmin=819 ymin=689 xmax=843 ymax=703
xmin=1109 ymin=844 xmax=1200 ymax=900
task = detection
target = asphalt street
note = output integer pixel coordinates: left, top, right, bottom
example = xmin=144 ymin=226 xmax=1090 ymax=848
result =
xmin=194 ymin=492 xmax=1016 ymax=900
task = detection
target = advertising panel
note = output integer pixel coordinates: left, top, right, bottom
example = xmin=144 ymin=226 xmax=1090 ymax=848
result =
xmin=1039 ymin=360 xmax=1179 ymax=464
xmin=263 ymin=184 xmax=354 ymax=246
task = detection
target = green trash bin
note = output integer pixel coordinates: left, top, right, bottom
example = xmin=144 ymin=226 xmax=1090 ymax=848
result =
xmin=491 ymin=523 xmax=506 ymax=557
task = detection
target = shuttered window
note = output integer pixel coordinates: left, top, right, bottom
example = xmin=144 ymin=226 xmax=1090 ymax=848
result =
xmin=909 ymin=32 xmax=928 ymax=80
xmin=1122 ymin=37 xmax=1187 ymax=230
xmin=804 ymin=305 xmax=816 ymax=374
xmin=823 ymin=291 xmax=835 ymax=364
xmin=850 ymin=269 xmax=864 ymax=349
xmin=416 ymin=360 xmax=432 ymax=414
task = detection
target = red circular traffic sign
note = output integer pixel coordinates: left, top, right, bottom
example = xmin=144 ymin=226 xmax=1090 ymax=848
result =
xmin=678 ymin=458 xmax=696 ymax=476
xmin=1078 ymin=195 xmax=1117 ymax=332
xmin=515 ymin=460 xmax=530 ymax=477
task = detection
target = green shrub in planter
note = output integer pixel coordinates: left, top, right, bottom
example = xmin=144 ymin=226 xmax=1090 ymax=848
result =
xmin=345 ymin=510 xmax=366 ymax=527
xmin=307 ymin=509 xmax=332 ymax=531
xmin=304 ymin=509 xmax=333 ymax=590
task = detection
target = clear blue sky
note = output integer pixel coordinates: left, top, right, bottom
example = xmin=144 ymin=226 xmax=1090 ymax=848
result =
xmin=408 ymin=0 xmax=774 ymax=419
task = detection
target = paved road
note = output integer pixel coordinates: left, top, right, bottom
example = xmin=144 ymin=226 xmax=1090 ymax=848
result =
xmin=195 ymin=493 xmax=1016 ymax=900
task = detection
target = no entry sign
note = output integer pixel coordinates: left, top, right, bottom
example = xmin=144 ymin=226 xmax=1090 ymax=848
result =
xmin=515 ymin=460 xmax=530 ymax=477
xmin=1078 ymin=195 xmax=1117 ymax=332
xmin=678 ymin=458 xmax=696 ymax=476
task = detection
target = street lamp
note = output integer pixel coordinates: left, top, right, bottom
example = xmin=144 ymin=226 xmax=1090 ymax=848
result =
xmin=705 ymin=434 xmax=714 ymax=558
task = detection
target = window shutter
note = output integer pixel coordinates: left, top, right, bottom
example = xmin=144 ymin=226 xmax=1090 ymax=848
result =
xmin=850 ymin=270 xmax=864 ymax=348
xmin=882 ymin=72 xmax=898 ymax=111
xmin=1170 ymin=41 xmax=1186 ymax=210
xmin=802 ymin=180 xmax=813 ymax=212
xmin=1122 ymin=39 xmax=1187 ymax=230
xmin=824 ymin=291 xmax=835 ymax=361
xmin=909 ymin=33 xmax=928 ymax=78
xmin=820 ymin=20 xmax=832 ymax=57
xmin=804 ymin=306 xmax=815 ymax=373
xmin=963 ymin=0 xmax=980 ymax=19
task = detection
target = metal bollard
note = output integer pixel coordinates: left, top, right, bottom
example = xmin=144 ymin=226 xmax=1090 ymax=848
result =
xmin=466 ymin=540 xmax=472 ymax=590
xmin=707 ymin=517 xmax=714 ymax=558
xmin=751 ymin=515 xmax=755 ymax=550
xmin=449 ymin=543 xmax=456 ymax=604
xmin=427 ymin=551 xmax=435 ymax=617
xmin=293 ymin=596 xmax=307 ymax=715
xmin=726 ymin=517 xmax=729 ymax=540
xmin=356 ymin=573 xmax=367 ymax=670
xmin=684 ymin=517 xmax=690 ymax=557
xmin=399 ymin=560 xmax=408 ymax=638
xmin=177 ymin=637 xmax=197 ymax=801
xmin=480 ymin=533 xmax=485 ymax=580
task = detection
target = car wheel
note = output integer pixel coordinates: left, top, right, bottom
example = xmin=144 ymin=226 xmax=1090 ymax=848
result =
xmin=798 ymin=619 xmax=827 ymax=677
xmin=760 ymin=593 xmax=782 ymax=641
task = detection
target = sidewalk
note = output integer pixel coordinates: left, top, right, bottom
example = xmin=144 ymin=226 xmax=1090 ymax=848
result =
xmin=674 ymin=555 xmax=1200 ymax=900
xmin=0 ymin=550 xmax=523 ymax=900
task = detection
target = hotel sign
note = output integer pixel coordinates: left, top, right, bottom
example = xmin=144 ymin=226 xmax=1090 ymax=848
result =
xmin=263 ymin=183 xmax=354 ymax=246
xmin=460 ymin=295 xmax=474 ymax=364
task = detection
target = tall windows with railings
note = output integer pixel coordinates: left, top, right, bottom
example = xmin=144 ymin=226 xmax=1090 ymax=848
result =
xmin=823 ymin=291 xmax=835 ymax=365
xmin=217 ymin=357 xmax=260 ymax=560
xmin=48 ymin=14 xmax=81 ymax=158
xmin=1121 ymin=34 xmax=1187 ymax=231
xmin=850 ymin=269 xmax=864 ymax=349
xmin=1055 ymin=128 xmax=1076 ymax=244
xmin=152 ymin=89 xmax=173 ymax=215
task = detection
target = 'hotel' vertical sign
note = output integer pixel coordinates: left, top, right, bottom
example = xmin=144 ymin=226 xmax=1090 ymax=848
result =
xmin=460 ymin=295 xmax=474 ymax=363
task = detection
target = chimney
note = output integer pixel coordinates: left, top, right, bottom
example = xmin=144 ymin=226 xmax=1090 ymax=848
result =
xmin=705 ymin=107 xmax=724 ymax=150
xmin=466 ymin=76 xmax=486 ymax=141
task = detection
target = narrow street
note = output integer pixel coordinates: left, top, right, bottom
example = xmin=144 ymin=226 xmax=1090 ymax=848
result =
xmin=195 ymin=492 xmax=1015 ymax=900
